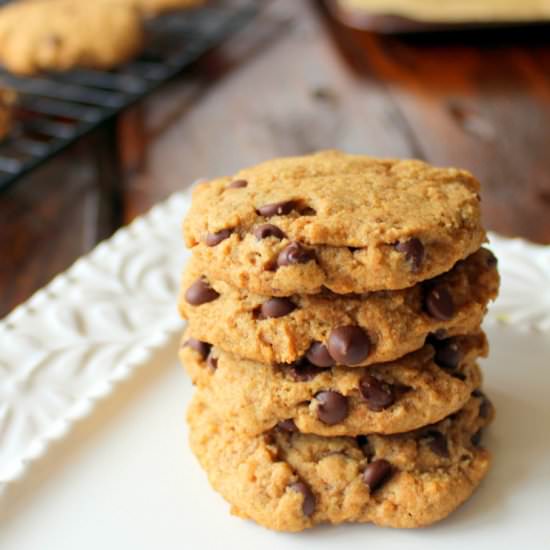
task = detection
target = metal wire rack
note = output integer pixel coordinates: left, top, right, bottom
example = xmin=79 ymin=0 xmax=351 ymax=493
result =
xmin=0 ymin=0 xmax=263 ymax=192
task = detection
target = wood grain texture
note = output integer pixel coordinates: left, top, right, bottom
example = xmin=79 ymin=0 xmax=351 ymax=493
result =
xmin=2 ymin=0 xmax=550 ymax=318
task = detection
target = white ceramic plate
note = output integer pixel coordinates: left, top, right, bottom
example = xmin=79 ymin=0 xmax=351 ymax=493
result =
xmin=1 ymin=192 xmax=549 ymax=549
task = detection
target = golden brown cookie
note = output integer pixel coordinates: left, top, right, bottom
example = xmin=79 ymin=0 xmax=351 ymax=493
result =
xmin=181 ymin=331 xmax=486 ymax=437
xmin=183 ymin=151 xmax=485 ymax=296
xmin=188 ymin=392 xmax=493 ymax=532
xmin=0 ymin=0 xmax=144 ymax=75
xmin=180 ymin=247 xmax=499 ymax=367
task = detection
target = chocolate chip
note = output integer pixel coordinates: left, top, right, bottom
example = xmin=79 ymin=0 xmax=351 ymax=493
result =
xmin=289 ymin=481 xmax=315 ymax=516
xmin=473 ymin=390 xmax=492 ymax=418
xmin=305 ymin=342 xmax=335 ymax=368
xmin=205 ymin=228 xmax=232 ymax=246
xmin=327 ymin=326 xmax=370 ymax=366
xmin=425 ymin=430 xmax=449 ymax=457
xmin=253 ymin=224 xmax=286 ymax=240
xmin=431 ymin=328 xmax=448 ymax=340
xmin=362 ymin=460 xmax=393 ymax=492
xmin=257 ymin=201 xmax=295 ymax=217
xmin=299 ymin=207 xmax=316 ymax=216
xmin=424 ymin=284 xmax=455 ymax=320
xmin=46 ymin=35 xmax=62 ymax=48
xmin=315 ymin=391 xmax=349 ymax=425
xmin=264 ymin=260 xmax=278 ymax=272
xmin=432 ymin=339 xmax=462 ymax=370
xmin=277 ymin=419 xmax=298 ymax=433
xmin=260 ymin=298 xmax=296 ymax=319
xmin=359 ymin=374 xmax=395 ymax=411
xmin=288 ymin=360 xmax=327 ymax=382
xmin=451 ymin=372 xmax=466 ymax=381
xmin=479 ymin=399 xmax=491 ymax=418
xmin=394 ymin=384 xmax=413 ymax=399
xmin=183 ymin=338 xmax=211 ymax=360
xmin=207 ymin=354 xmax=218 ymax=371
xmin=185 ymin=278 xmax=219 ymax=305
xmin=395 ymin=238 xmax=424 ymax=273
xmin=227 ymin=179 xmax=247 ymax=189
xmin=485 ymin=249 xmax=498 ymax=267
xmin=356 ymin=435 xmax=374 ymax=460
xmin=276 ymin=242 xmax=315 ymax=267
xmin=471 ymin=429 xmax=483 ymax=446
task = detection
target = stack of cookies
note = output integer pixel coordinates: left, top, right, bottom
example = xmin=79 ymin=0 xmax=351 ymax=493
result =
xmin=178 ymin=151 xmax=499 ymax=532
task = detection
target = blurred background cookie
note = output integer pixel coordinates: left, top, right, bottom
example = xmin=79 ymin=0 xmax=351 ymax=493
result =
xmin=0 ymin=0 xmax=144 ymax=74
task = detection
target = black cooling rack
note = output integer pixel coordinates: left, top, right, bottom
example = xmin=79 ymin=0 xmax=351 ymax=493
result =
xmin=0 ymin=0 xmax=263 ymax=192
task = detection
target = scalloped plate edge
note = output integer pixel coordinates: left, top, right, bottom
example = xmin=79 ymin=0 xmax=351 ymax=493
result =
xmin=0 ymin=192 xmax=190 ymax=491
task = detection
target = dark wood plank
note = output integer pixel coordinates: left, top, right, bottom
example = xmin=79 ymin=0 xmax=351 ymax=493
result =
xmin=0 ymin=145 xmax=99 ymax=317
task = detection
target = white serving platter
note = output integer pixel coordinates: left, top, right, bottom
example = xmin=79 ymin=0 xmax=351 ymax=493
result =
xmin=1 ymin=191 xmax=549 ymax=549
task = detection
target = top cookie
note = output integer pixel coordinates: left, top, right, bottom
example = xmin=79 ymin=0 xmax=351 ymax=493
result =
xmin=184 ymin=151 xmax=485 ymax=296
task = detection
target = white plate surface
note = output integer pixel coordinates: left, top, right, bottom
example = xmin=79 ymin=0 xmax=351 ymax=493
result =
xmin=1 ymin=192 xmax=549 ymax=549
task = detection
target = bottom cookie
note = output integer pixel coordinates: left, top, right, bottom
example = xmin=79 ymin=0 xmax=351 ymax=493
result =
xmin=187 ymin=392 xmax=493 ymax=532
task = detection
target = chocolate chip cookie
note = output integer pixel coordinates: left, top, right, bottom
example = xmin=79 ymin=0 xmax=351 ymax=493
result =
xmin=180 ymin=247 xmax=498 ymax=367
xmin=0 ymin=0 xmax=143 ymax=75
xmin=187 ymin=392 xmax=493 ymax=532
xmin=181 ymin=331 xmax=486 ymax=437
xmin=183 ymin=151 xmax=485 ymax=296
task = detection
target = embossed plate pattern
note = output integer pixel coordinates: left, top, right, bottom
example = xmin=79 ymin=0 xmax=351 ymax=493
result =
xmin=0 ymin=193 xmax=189 ymax=488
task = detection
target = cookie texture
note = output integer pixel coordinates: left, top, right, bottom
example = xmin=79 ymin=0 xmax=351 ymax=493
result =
xmin=183 ymin=151 xmax=485 ymax=296
xmin=188 ymin=392 xmax=493 ymax=532
xmin=181 ymin=331 xmax=486 ymax=437
xmin=0 ymin=0 xmax=143 ymax=75
xmin=180 ymin=247 xmax=498 ymax=366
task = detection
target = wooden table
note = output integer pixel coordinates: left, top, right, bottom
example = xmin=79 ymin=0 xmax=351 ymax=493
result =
xmin=2 ymin=0 xmax=550 ymax=318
